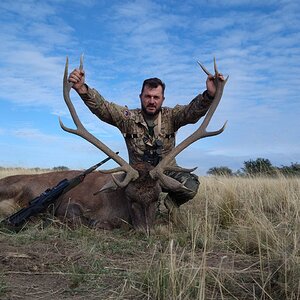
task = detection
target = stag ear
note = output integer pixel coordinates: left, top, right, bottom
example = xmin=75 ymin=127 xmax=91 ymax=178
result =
xmin=93 ymin=173 xmax=127 ymax=194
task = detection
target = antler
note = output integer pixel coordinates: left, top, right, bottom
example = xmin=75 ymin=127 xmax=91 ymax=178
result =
xmin=59 ymin=55 xmax=139 ymax=187
xmin=149 ymin=58 xmax=228 ymax=190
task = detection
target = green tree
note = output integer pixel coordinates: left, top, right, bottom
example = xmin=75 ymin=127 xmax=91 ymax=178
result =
xmin=52 ymin=166 xmax=69 ymax=171
xmin=278 ymin=162 xmax=300 ymax=177
xmin=207 ymin=166 xmax=233 ymax=176
xmin=242 ymin=158 xmax=275 ymax=176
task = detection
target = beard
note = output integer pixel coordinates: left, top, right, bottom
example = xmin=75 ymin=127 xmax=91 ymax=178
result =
xmin=141 ymin=102 xmax=162 ymax=116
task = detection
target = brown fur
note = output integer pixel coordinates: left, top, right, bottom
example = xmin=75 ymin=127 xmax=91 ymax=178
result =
xmin=0 ymin=163 xmax=161 ymax=232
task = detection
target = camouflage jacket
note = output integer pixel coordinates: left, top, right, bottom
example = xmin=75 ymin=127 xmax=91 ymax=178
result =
xmin=80 ymin=87 xmax=213 ymax=166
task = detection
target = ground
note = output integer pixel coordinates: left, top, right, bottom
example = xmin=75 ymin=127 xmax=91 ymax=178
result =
xmin=0 ymin=220 xmax=264 ymax=300
xmin=0 ymin=223 xmax=155 ymax=299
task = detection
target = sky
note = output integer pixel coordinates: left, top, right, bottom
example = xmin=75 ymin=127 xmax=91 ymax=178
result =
xmin=0 ymin=0 xmax=299 ymax=175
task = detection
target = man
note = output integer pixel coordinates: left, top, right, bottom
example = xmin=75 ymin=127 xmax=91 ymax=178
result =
xmin=68 ymin=66 xmax=223 ymax=222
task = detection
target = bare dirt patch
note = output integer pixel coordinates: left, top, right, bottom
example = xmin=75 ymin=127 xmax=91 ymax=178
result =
xmin=0 ymin=224 xmax=152 ymax=299
xmin=0 ymin=222 xmax=266 ymax=300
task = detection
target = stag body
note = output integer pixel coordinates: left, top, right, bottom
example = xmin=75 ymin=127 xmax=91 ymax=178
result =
xmin=0 ymin=58 xmax=227 ymax=233
xmin=0 ymin=171 xmax=128 ymax=228
xmin=0 ymin=163 xmax=161 ymax=231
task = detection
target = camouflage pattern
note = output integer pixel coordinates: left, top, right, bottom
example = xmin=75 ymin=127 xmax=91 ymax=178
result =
xmin=164 ymin=171 xmax=200 ymax=206
xmin=80 ymin=86 xmax=213 ymax=206
xmin=80 ymin=86 xmax=213 ymax=166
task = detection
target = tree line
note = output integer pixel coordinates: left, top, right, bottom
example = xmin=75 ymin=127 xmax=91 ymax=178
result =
xmin=207 ymin=158 xmax=300 ymax=177
xmin=1 ymin=158 xmax=299 ymax=177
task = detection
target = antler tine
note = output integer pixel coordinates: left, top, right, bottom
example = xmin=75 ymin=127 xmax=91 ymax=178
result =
xmin=198 ymin=57 xmax=220 ymax=76
xmin=214 ymin=57 xmax=219 ymax=75
xmin=150 ymin=58 xmax=228 ymax=190
xmin=197 ymin=61 xmax=212 ymax=76
xmin=59 ymin=56 xmax=139 ymax=186
xmin=79 ymin=54 xmax=83 ymax=71
xmin=59 ymin=56 xmax=84 ymax=132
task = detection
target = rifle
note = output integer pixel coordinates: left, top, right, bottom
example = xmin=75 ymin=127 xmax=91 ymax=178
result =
xmin=0 ymin=154 xmax=117 ymax=231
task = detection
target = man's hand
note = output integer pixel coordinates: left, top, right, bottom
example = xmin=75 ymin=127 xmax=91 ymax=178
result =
xmin=206 ymin=73 xmax=225 ymax=98
xmin=68 ymin=68 xmax=87 ymax=94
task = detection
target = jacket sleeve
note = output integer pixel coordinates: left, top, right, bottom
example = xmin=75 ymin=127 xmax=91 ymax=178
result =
xmin=79 ymin=85 xmax=127 ymax=127
xmin=172 ymin=91 xmax=213 ymax=132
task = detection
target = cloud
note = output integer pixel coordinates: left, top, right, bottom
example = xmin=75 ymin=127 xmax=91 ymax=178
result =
xmin=0 ymin=0 xmax=299 ymax=171
xmin=12 ymin=127 xmax=59 ymax=142
xmin=0 ymin=1 xmax=56 ymax=20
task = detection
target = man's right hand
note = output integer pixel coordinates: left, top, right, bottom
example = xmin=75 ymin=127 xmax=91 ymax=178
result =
xmin=68 ymin=68 xmax=87 ymax=94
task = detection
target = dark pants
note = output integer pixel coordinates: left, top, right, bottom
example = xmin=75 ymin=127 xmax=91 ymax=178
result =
xmin=163 ymin=171 xmax=200 ymax=207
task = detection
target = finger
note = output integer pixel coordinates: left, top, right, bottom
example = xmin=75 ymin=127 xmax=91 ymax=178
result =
xmin=69 ymin=73 xmax=82 ymax=83
xmin=219 ymin=74 xmax=225 ymax=81
xmin=68 ymin=77 xmax=78 ymax=84
xmin=71 ymin=68 xmax=80 ymax=75
xmin=71 ymin=68 xmax=84 ymax=76
xmin=70 ymin=69 xmax=84 ymax=79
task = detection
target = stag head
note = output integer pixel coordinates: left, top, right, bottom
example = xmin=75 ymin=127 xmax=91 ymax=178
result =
xmin=59 ymin=56 xmax=228 ymax=233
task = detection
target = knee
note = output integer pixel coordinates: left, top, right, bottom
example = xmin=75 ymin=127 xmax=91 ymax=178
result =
xmin=169 ymin=175 xmax=200 ymax=206
xmin=184 ymin=174 xmax=200 ymax=197
xmin=164 ymin=172 xmax=200 ymax=207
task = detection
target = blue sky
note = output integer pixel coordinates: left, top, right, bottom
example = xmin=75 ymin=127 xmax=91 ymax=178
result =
xmin=0 ymin=0 xmax=299 ymax=174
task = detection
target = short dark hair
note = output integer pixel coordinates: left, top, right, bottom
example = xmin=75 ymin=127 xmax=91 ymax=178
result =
xmin=140 ymin=77 xmax=165 ymax=95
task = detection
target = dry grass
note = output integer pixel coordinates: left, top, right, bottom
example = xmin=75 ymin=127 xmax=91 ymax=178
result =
xmin=0 ymin=167 xmax=52 ymax=179
xmin=0 ymin=170 xmax=300 ymax=299
xmin=145 ymin=175 xmax=300 ymax=299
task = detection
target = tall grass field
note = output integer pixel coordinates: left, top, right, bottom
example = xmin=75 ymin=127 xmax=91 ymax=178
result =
xmin=0 ymin=168 xmax=300 ymax=299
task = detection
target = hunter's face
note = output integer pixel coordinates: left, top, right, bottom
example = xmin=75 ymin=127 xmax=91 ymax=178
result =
xmin=140 ymin=85 xmax=164 ymax=116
